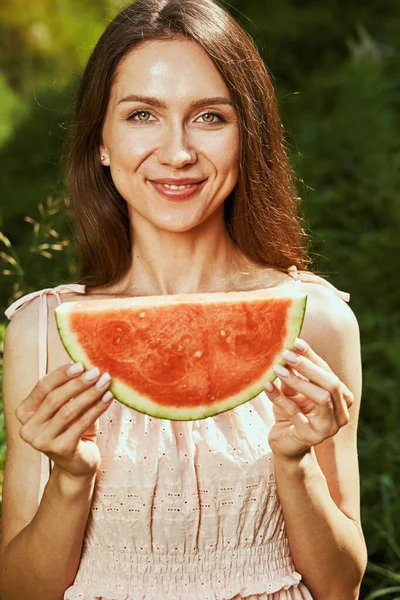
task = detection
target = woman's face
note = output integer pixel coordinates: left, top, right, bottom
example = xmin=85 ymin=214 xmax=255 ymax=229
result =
xmin=100 ymin=38 xmax=240 ymax=232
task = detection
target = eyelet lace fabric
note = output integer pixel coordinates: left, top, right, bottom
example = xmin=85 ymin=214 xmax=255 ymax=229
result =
xmin=4 ymin=267 xmax=349 ymax=600
xmin=62 ymin=395 xmax=313 ymax=600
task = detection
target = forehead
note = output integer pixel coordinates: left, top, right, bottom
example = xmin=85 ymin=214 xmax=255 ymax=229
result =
xmin=111 ymin=38 xmax=230 ymax=104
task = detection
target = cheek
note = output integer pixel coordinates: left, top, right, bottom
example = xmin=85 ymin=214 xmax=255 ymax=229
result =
xmin=108 ymin=134 xmax=147 ymax=180
xmin=196 ymin=128 xmax=240 ymax=170
xmin=217 ymin=132 xmax=240 ymax=177
xmin=104 ymin=121 xmax=152 ymax=160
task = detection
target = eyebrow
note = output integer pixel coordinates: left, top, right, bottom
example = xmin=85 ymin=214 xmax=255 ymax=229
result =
xmin=117 ymin=94 xmax=233 ymax=109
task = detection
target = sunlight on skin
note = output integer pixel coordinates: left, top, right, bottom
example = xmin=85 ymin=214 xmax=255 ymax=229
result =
xmin=99 ymin=38 xmax=253 ymax=297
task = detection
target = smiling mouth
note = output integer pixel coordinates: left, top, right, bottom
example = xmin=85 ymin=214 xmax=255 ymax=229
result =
xmin=148 ymin=179 xmax=207 ymax=201
xmin=161 ymin=183 xmax=199 ymax=190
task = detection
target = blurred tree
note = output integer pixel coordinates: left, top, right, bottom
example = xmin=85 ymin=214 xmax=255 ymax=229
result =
xmin=0 ymin=0 xmax=119 ymax=94
xmin=0 ymin=0 xmax=122 ymax=228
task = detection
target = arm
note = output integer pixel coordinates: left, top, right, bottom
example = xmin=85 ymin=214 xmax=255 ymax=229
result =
xmin=267 ymin=285 xmax=367 ymax=599
xmin=0 ymin=297 xmax=109 ymax=600
xmin=0 ymin=468 xmax=97 ymax=600
xmin=274 ymin=449 xmax=366 ymax=600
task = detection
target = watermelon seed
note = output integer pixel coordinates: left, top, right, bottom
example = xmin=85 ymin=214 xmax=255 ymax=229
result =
xmin=220 ymin=330 xmax=226 ymax=337
xmin=193 ymin=350 xmax=203 ymax=358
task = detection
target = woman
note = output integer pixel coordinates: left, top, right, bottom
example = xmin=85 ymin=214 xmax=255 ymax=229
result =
xmin=0 ymin=0 xmax=367 ymax=599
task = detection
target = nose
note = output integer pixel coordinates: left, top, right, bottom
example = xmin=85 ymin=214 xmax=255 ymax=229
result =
xmin=157 ymin=123 xmax=197 ymax=168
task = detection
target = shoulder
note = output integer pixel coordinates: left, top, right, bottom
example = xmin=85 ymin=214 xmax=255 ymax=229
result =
xmin=299 ymin=280 xmax=363 ymax=444
xmin=299 ymin=280 xmax=360 ymax=368
xmin=5 ymin=283 xmax=86 ymax=324
xmin=5 ymin=294 xmax=42 ymax=344
xmin=3 ymin=296 xmax=43 ymax=400
xmin=4 ymin=286 xmax=76 ymax=353
xmin=4 ymin=287 xmax=76 ymax=375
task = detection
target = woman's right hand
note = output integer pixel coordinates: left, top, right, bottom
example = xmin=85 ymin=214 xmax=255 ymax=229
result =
xmin=15 ymin=363 xmax=114 ymax=480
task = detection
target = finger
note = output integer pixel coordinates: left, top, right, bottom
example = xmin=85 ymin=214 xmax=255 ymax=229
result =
xmin=281 ymin=351 xmax=354 ymax=409
xmin=264 ymin=380 xmax=309 ymax=429
xmin=45 ymin=374 xmax=112 ymax=438
xmin=19 ymin=378 xmax=113 ymax=450
xmin=291 ymin=338 xmax=333 ymax=372
xmin=265 ymin=381 xmax=341 ymax=447
xmin=277 ymin=367 xmax=309 ymax=397
xmin=273 ymin=365 xmax=350 ymax=427
xmin=55 ymin=391 xmax=114 ymax=451
xmin=15 ymin=362 xmax=86 ymax=424
xmin=23 ymin=367 xmax=104 ymax=426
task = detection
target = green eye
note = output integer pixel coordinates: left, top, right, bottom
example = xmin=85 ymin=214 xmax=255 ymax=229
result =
xmin=136 ymin=111 xmax=151 ymax=121
xmin=128 ymin=110 xmax=152 ymax=122
xmin=202 ymin=112 xmax=216 ymax=123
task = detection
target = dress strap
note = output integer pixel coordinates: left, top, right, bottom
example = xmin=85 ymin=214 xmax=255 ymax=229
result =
xmin=5 ymin=283 xmax=86 ymax=506
xmin=5 ymin=283 xmax=86 ymax=379
xmin=287 ymin=265 xmax=350 ymax=303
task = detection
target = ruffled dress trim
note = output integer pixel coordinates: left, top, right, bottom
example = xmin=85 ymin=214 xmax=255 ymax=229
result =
xmin=63 ymin=541 xmax=305 ymax=599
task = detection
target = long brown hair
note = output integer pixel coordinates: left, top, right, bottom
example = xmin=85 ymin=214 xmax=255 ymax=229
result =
xmin=65 ymin=0 xmax=313 ymax=289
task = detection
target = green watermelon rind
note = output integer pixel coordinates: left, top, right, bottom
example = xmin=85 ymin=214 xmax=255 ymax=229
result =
xmin=55 ymin=289 xmax=307 ymax=421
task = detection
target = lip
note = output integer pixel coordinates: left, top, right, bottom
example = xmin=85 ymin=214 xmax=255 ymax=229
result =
xmin=148 ymin=178 xmax=207 ymax=201
xmin=150 ymin=177 xmax=206 ymax=185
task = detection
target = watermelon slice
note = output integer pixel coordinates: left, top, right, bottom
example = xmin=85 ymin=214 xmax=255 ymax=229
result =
xmin=55 ymin=288 xmax=307 ymax=421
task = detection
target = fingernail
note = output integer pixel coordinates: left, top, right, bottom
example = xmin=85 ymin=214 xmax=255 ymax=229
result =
xmin=274 ymin=364 xmax=291 ymax=378
xmin=83 ymin=367 xmax=100 ymax=381
xmin=67 ymin=362 xmax=84 ymax=376
xmin=282 ymin=350 xmax=299 ymax=364
xmin=293 ymin=338 xmax=306 ymax=352
xmin=102 ymin=391 xmax=113 ymax=403
xmin=264 ymin=381 xmax=274 ymax=392
xmin=95 ymin=372 xmax=111 ymax=389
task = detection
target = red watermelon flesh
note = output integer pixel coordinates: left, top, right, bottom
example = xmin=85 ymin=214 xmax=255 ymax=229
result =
xmin=55 ymin=288 xmax=307 ymax=420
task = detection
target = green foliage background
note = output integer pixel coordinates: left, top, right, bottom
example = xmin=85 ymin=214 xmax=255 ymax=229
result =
xmin=0 ymin=1 xmax=399 ymax=598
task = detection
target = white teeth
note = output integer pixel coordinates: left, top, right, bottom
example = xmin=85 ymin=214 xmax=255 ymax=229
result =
xmin=162 ymin=183 xmax=197 ymax=190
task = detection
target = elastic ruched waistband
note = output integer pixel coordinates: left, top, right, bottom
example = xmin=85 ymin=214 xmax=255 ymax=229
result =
xmin=64 ymin=539 xmax=303 ymax=600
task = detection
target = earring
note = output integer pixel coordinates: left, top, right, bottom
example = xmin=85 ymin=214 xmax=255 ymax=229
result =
xmin=101 ymin=156 xmax=106 ymax=162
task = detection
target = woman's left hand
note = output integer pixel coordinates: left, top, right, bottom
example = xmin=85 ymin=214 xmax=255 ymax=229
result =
xmin=264 ymin=338 xmax=354 ymax=461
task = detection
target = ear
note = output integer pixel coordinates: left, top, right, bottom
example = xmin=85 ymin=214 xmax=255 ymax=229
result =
xmin=99 ymin=143 xmax=110 ymax=166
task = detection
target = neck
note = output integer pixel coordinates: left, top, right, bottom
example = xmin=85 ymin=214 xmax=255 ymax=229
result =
xmin=117 ymin=213 xmax=260 ymax=296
